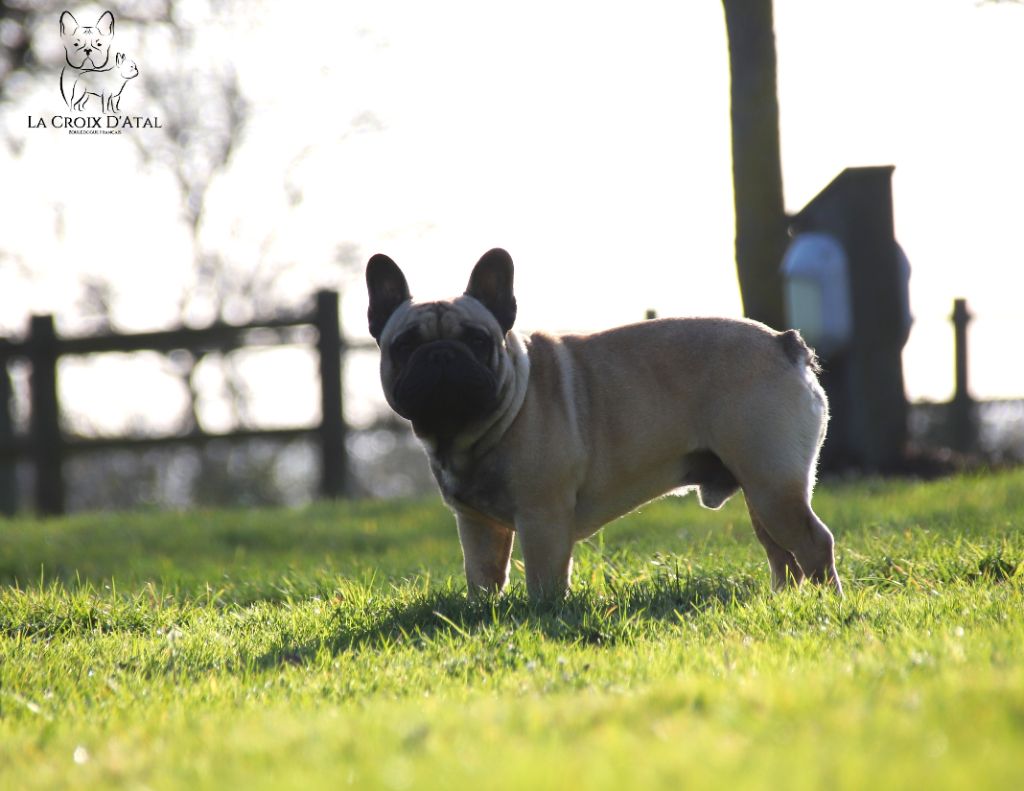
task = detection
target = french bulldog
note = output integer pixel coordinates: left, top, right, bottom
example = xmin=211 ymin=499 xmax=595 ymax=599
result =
xmin=366 ymin=249 xmax=842 ymax=600
xmin=59 ymin=10 xmax=115 ymax=109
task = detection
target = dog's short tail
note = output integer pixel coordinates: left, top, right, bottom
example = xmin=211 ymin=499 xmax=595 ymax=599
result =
xmin=779 ymin=329 xmax=821 ymax=374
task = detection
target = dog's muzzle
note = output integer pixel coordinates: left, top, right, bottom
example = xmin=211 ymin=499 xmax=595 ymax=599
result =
xmin=392 ymin=340 xmax=499 ymax=439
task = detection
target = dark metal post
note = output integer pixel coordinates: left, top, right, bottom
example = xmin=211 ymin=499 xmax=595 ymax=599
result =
xmin=950 ymin=298 xmax=975 ymax=452
xmin=29 ymin=315 xmax=64 ymax=515
xmin=315 ymin=290 xmax=348 ymax=498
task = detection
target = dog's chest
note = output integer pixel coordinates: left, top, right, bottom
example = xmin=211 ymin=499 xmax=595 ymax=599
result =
xmin=431 ymin=454 xmax=516 ymax=526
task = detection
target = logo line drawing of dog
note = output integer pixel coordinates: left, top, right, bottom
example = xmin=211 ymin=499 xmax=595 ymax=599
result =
xmin=366 ymin=250 xmax=843 ymax=602
xmin=69 ymin=52 xmax=139 ymax=113
xmin=59 ymin=10 xmax=115 ymax=108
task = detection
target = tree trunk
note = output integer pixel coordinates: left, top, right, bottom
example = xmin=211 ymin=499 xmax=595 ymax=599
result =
xmin=721 ymin=0 xmax=787 ymax=331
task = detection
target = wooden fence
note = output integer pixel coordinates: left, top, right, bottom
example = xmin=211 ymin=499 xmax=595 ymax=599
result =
xmin=0 ymin=294 xmax=988 ymax=515
xmin=0 ymin=290 xmax=374 ymax=516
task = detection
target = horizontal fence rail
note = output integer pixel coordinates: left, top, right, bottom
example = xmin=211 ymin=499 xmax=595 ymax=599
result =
xmin=0 ymin=289 xmax=375 ymax=516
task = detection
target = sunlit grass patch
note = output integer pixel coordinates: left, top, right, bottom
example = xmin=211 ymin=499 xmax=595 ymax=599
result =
xmin=1 ymin=469 xmax=1023 ymax=789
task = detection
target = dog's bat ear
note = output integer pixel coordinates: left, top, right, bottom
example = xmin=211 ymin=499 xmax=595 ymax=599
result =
xmin=97 ymin=11 xmax=114 ymax=37
xmin=366 ymin=254 xmax=411 ymax=342
xmin=465 ymin=248 xmax=516 ymax=333
xmin=60 ymin=11 xmax=79 ymax=35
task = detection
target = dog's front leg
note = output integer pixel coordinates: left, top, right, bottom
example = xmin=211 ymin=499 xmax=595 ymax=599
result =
xmin=455 ymin=510 xmax=514 ymax=598
xmin=517 ymin=511 xmax=575 ymax=603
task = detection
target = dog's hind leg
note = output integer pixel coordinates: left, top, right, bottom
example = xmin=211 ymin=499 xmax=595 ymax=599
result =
xmin=747 ymin=502 xmax=804 ymax=590
xmin=743 ymin=485 xmax=842 ymax=595
xmin=722 ymin=353 xmax=840 ymax=593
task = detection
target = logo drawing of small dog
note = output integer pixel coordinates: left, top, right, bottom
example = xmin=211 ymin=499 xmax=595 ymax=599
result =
xmin=69 ymin=53 xmax=139 ymax=113
xmin=59 ymin=10 xmax=115 ymax=109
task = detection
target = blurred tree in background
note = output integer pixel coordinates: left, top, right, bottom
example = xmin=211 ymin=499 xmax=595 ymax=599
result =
xmin=0 ymin=1 xmax=425 ymax=510
xmin=721 ymin=0 xmax=787 ymax=332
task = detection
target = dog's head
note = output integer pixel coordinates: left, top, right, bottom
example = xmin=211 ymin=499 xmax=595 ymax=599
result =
xmin=366 ymin=249 xmax=518 ymax=443
xmin=60 ymin=10 xmax=114 ymax=70
xmin=115 ymin=53 xmax=139 ymax=80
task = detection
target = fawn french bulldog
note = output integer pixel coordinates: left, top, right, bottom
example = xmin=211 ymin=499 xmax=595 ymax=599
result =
xmin=367 ymin=249 xmax=842 ymax=601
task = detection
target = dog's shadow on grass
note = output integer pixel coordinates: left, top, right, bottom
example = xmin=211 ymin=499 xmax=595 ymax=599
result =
xmin=250 ymin=544 xmax=1024 ymax=669
xmin=253 ymin=571 xmax=761 ymax=669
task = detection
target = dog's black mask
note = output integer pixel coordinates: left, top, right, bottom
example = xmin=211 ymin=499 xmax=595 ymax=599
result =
xmin=392 ymin=339 xmax=499 ymax=440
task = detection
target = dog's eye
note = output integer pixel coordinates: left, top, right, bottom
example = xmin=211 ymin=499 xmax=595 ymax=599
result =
xmin=390 ymin=332 xmax=419 ymax=361
xmin=463 ymin=329 xmax=491 ymax=354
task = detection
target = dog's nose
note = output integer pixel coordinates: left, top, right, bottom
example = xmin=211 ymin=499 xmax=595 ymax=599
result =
xmin=84 ymin=48 xmax=93 ymax=56
xmin=428 ymin=347 xmax=456 ymax=365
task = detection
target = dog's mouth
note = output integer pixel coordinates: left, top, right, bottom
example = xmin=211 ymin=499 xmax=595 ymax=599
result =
xmin=391 ymin=340 xmax=499 ymax=439
xmin=69 ymin=49 xmax=104 ymax=69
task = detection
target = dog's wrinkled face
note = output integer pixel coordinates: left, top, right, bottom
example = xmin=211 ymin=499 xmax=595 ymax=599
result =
xmin=367 ymin=249 xmax=518 ymax=443
xmin=60 ymin=10 xmax=114 ymax=70
xmin=382 ymin=298 xmax=503 ymax=439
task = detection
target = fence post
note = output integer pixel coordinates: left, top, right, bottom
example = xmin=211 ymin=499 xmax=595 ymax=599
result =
xmin=29 ymin=315 xmax=64 ymax=515
xmin=950 ymin=298 xmax=975 ymax=452
xmin=315 ymin=290 xmax=348 ymax=498
xmin=0 ymin=363 xmax=16 ymax=515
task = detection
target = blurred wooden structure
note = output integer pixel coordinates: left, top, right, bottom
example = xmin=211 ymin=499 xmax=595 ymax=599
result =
xmin=0 ymin=290 xmax=370 ymax=516
xmin=789 ymin=166 xmax=909 ymax=471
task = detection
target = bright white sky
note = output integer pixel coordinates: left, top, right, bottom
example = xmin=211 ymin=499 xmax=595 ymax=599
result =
xmin=1 ymin=0 xmax=1022 ymax=433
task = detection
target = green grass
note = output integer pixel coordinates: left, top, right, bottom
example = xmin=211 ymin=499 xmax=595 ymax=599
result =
xmin=2 ymin=470 xmax=1023 ymax=790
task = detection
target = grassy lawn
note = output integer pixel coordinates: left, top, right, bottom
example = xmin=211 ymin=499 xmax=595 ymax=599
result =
xmin=1 ymin=471 xmax=1023 ymax=790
